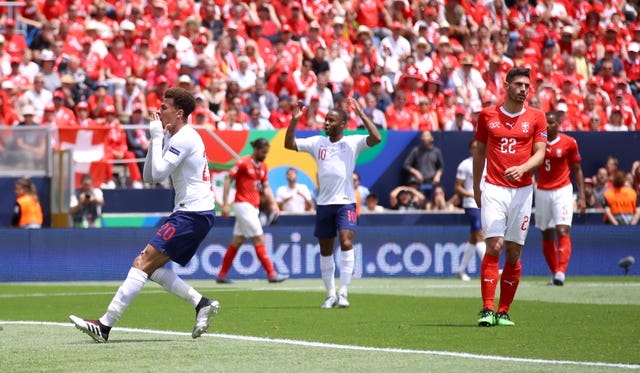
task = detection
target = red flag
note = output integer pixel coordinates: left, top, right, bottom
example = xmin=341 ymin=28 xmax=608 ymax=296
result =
xmin=58 ymin=126 xmax=109 ymax=188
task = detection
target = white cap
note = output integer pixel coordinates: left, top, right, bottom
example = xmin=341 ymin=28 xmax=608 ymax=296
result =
xmin=556 ymin=102 xmax=568 ymax=112
xmin=178 ymin=74 xmax=192 ymax=84
xmin=629 ymin=42 xmax=640 ymax=53
xmin=120 ymin=20 xmax=136 ymax=31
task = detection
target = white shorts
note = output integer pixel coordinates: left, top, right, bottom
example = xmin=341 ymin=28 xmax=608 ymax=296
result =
xmin=534 ymin=184 xmax=574 ymax=230
xmin=481 ymin=183 xmax=533 ymax=245
xmin=233 ymin=202 xmax=263 ymax=238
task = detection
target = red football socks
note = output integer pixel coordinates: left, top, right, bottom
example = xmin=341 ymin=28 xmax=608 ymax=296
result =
xmin=255 ymin=243 xmax=276 ymax=278
xmin=498 ymin=261 xmax=521 ymax=314
xmin=557 ymin=234 xmax=572 ymax=274
xmin=542 ymin=239 xmax=558 ymax=274
xmin=218 ymin=244 xmax=239 ymax=278
xmin=480 ymin=254 xmax=500 ymax=310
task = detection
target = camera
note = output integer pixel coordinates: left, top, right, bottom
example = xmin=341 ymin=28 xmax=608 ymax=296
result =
xmin=85 ymin=193 xmax=92 ymax=200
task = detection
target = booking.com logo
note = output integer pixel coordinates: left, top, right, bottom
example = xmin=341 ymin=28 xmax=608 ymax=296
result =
xmin=172 ymin=232 xmax=478 ymax=278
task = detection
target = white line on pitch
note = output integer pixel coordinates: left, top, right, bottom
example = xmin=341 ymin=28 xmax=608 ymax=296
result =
xmin=0 ymin=321 xmax=638 ymax=370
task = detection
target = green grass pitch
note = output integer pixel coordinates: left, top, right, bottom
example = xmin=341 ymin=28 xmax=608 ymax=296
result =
xmin=1 ymin=277 xmax=639 ymax=372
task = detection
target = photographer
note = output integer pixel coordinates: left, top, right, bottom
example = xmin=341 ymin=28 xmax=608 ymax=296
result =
xmin=69 ymin=174 xmax=104 ymax=228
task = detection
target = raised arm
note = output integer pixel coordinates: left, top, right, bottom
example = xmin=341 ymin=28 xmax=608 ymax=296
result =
xmin=284 ymin=101 xmax=304 ymax=151
xmin=349 ymin=97 xmax=382 ymax=147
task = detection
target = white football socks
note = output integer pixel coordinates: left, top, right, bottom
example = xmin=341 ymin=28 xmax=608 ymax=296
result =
xmin=338 ymin=250 xmax=354 ymax=297
xmin=100 ymin=267 xmax=148 ymax=327
xmin=459 ymin=242 xmax=476 ymax=272
xmin=320 ymin=255 xmax=336 ymax=297
xmin=476 ymin=241 xmax=486 ymax=259
xmin=150 ymin=266 xmax=201 ymax=307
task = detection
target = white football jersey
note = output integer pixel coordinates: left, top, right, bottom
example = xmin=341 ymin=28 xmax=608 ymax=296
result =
xmin=162 ymin=125 xmax=215 ymax=212
xmin=296 ymin=134 xmax=368 ymax=206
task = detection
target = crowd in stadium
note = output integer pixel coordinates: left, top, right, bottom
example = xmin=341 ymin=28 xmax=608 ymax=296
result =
xmin=1 ymin=0 xmax=640 ymax=189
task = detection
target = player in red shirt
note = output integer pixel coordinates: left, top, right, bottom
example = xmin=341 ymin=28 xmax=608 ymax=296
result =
xmin=473 ymin=67 xmax=547 ymax=327
xmin=217 ymin=138 xmax=288 ymax=284
xmin=535 ymin=111 xmax=585 ymax=287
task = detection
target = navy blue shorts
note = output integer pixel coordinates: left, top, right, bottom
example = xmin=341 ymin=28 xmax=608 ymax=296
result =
xmin=464 ymin=207 xmax=482 ymax=232
xmin=314 ymin=204 xmax=357 ymax=239
xmin=149 ymin=210 xmax=215 ymax=266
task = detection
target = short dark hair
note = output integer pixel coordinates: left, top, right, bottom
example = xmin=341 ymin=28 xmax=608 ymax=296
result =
xmin=251 ymin=137 xmax=270 ymax=149
xmin=164 ymin=87 xmax=196 ymax=120
xmin=506 ymin=67 xmax=531 ymax=83
xmin=331 ymin=108 xmax=348 ymax=124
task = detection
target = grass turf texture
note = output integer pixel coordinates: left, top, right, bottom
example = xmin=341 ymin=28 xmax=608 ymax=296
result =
xmin=1 ymin=277 xmax=638 ymax=372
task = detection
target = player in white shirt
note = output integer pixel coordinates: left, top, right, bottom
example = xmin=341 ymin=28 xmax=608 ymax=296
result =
xmin=70 ymin=88 xmax=219 ymax=342
xmin=276 ymin=167 xmax=314 ymax=213
xmin=285 ymin=97 xmax=381 ymax=308
xmin=454 ymin=140 xmax=486 ymax=280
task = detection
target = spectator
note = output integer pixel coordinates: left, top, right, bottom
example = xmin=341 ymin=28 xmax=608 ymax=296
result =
xmin=88 ymin=81 xmax=115 ymax=122
xmin=126 ymin=104 xmax=150 ymax=175
xmin=246 ymin=78 xmax=278 ymax=120
xmin=102 ymin=105 xmax=144 ymax=189
xmin=218 ymin=106 xmax=248 ymax=130
xmin=39 ymin=49 xmax=61 ymax=92
xmin=269 ymin=94 xmax=294 ymax=129
xmin=297 ymin=94 xmax=326 ymax=130
xmin=424 ymin=185 xmax=457 ymax=212
xmin=275 ymin=167 xmax=314 ymax=213
xmin=593 ymin=167 xmax=612 ymax=208
xmin=630 ymin=160 xmax=640 ymax=196
xmin=304 ymin=72 xmax=333 ymax=113
xmin=7 ymin=106 xmax=46 ymax=169
xmin=582 ymin=177 xmax=598 ymax=209
xmin=452 ymin=54 xmax=487 ymax=110
xmin=246 ymin=106 xmax=275 ymax=130
xmin=385 ymin=90 xmax=418 ymax=130
xmin=604 ymin=171 xmax=640 ymax=225
xmin=402 ymin=130 xmax=444 ymax=201
xmin=75 ymin=102 xmax=97 ymax=127
xmin=228 ymin=55 xmax=257 ymax=95
xmin=23 ymin=73 xmax=53 ymax=122
xmin=443 ymin=105 xmax=474 ymax=131
xmin=11 ymin=176 xmax=43 ymax=229
xmin=69 ymin=174 xmax=105 ymax=228
xmin=605 ymin=156 xmax=620 ymax=181
xmin=50 ymin=89 xmax=78 ymax=127
xmin=361 ymin=93 xmax=387 ymax=129
xmin=292 ymin=58 xmax=317 ymax=101
xmin=363 ymin=193 xmax=385 ymax=213
xmin=389 ymin=182 xmax=425 ymax=211
xmin=352 ymin=171 xmax=370 ymax=215
xmin=0 ymin=84 xmax=19 ymax=126
xmin=114 ymin=75 xmax=147 ymax=123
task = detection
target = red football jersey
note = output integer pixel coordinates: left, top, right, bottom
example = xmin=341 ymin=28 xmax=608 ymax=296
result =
xmin=475 ymin=105 xmax=547 ymax=188
xmin=229 ymin=155 xmax=268 ymax=208
xmin=537 ymin=133 xmax=582 ymax=190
